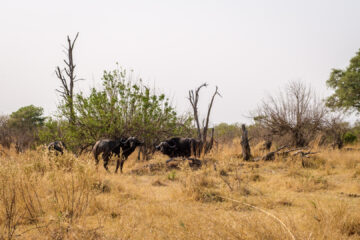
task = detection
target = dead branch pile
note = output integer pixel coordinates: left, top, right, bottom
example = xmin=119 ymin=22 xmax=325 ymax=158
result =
xmin=254 ymin=145 xmax=320 ymax=161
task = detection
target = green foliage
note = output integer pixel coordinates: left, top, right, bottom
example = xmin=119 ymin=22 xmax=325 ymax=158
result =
xmin=167 ymin=170 xmax=177 ymax=181
xmin=326 ymin=49 xmax=360 ymax=113
xmin=8 ymin=105 xmax=44 ymax=131
xmin=343 ymin=132 xmax=357 ymax=144
xmin=38 ymin=118 xmax=65 ymax=144
xmin=7 ymin=105 xmax=45 ymax=151
xmin=55 ymin=66 xmax=192 ymax=152
xmin=214 ymin=123 xmax=241 ymax=142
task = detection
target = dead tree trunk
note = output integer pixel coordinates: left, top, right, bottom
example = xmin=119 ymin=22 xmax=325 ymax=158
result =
xmin=262 ymin=145 xmax=288 ymax=161
xmin=205 ymin=128 xmax=215 ymax=153
xmin=241 ymin=124 xmax=251 ymax=161
xmin=202 ymin=86 xmax=221 ymax=144
xmin=188 ymin=83 xmax=221 ymax=155
xmin=188 ymin=83 xmax=207 ymax=140
xmin=55 ymin=32 xmax=80 ymax=125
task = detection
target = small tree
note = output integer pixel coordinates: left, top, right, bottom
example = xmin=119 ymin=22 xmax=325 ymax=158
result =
xmin=61 ymin=66 xmax=191 ymax=155
xmin=8 ymin=105 xmax=45 ymax=152
xmin=8 ymin=105 xmax=44 ymax=130
xmin=326 ymin=49 xmax=360 ymax=113
xmin=256 ymin=81 xmax=327 ymax=147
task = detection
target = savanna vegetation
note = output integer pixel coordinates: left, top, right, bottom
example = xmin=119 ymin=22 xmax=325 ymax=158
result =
xmin=0 ymin=34 xmax=360 ymax=240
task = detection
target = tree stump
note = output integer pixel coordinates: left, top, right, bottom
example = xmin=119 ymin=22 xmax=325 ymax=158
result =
xmin=241 ymin=124 xmax=251 ymax=161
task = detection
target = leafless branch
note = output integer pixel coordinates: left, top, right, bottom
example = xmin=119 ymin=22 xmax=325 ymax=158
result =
xmin=255 ymin=81 xmax=327 ymax=147
xmin=55 ymin=32 xmax=80 ymax=124
xmin=203 ymin=86 xmax=221 ymax=143
xmin=188 ymin=83 xmax=208 ymax=140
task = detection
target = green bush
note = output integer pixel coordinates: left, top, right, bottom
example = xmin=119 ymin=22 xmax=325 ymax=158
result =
xmin=343 ymin=132 xmax=357 ymax=144
xmin=7 ymin=105 xmax=45 ymax=151
xmin=41 ymin=66 xmax=192 ymax=153
xmin=214 ymin=122 xmax=241 ymax=142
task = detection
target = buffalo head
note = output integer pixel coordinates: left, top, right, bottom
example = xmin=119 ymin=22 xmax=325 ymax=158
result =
xmin=155 ymin=141 xmax=176 ymax=155
xmin=123 ymin=137 xmax=144 ymax=149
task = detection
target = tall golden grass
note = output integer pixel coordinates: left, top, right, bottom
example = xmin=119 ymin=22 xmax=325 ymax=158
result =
xmin=0 ymin=141 xmax=359 ymax=239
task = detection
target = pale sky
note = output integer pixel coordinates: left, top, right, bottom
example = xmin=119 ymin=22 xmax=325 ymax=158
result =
xmin=1 ymin=0 xmax=359 ymax=124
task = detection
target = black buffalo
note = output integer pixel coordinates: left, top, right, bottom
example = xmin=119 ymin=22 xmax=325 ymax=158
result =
xmin=48 ymin=141 xmax=66 ymax=155
xmin=92 ymin=137 xmax=143 ymax=173
xmin=156 ymin=129 xmax=214 ymax=161
xmin=155 ymin=137 xmax=201 ymax=158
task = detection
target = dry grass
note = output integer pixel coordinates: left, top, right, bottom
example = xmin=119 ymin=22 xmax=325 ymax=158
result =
xmin=0 ymin=142 xmax=360 ymax=239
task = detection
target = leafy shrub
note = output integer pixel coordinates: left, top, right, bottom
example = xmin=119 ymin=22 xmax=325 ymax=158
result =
xmin=214 ymin=123 xmax=241 ymax=143
xmin=43 ymin=66 xmax=192 ymax=154
xmin=343 ymin=132 xmax=357 ymax=144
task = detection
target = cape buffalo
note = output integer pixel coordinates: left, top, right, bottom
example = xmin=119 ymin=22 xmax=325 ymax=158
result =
xmin=155 ymin=137 xmax=200 ymax=158
xmin=156 ymin=129 xmax=214 ymax=160
xmin=48 ymin=141 xmax=66 ymax=155
xmin=92 ymin=137 xmax=143 ymax=173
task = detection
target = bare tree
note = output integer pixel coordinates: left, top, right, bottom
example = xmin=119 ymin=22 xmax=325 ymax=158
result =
xmin=188 ymin=83 xmax=207 ymax=140
xmin=256 ymin=81 xmax=327 ymax=147
xmin=188 ymin=83 xmax=221 ymax=152
xmin=55 ymin=32 xmax=80 ymax=124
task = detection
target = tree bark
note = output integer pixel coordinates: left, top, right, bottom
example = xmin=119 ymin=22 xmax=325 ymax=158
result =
xmin=241 ymin=124 xmax=251 ymax=161
xmin=202 ymin=86 xmax=221 ymax=144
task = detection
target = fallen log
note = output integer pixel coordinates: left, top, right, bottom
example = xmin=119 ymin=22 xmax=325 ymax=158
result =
xmin=279 ymin=146 xmax=309 ymax=157
xmin=253 ymin=145 xmax=320 ymax=162
xmin=262 ymin=145 xmax=288 ymax=161
xmin=292 ymin=151 xmax=319 ymax=158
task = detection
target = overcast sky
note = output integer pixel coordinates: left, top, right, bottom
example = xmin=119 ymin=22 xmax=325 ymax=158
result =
xmin=1 ymin=0 xmax=359 ymax=124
